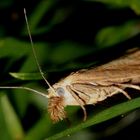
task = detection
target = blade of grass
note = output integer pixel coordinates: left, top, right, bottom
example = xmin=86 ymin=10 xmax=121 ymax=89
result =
xmin=10 ymin=72 xmax=44 ymax=80
xmin=30 ymin=6 xmax=73 ymax=35
xmin=24 ymin=115 xmax=51 ymax=140
xmin=22 ymin=0 xmax=56 ymax=35
xmin=95 ymin=21 xmax=140 ymax=48
xmin=0 ymin=94 xmax=24 ymax=140
xmin=86 ymin=0 xmax=131 ymax=7
xmin=86 ymin=0 xmax=140 ymax=14
xmin=47 ymin=97 xmax=140 ymax=140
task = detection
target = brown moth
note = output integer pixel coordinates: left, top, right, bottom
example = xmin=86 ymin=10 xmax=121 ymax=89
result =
xmin=0 ymin=9 xmax=140 ymax=123
xmin=47 ymin=47 xmax=140 ymax=122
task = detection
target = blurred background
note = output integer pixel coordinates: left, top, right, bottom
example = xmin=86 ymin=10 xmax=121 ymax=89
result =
xmin=0 ymin=0 xmax=140 ymax=140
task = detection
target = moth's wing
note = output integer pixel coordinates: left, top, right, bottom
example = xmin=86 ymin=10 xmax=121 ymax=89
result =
xmin=96 ymin=48 xmax=140 ymax=70
xmin=70 ymin=83 xmax=92 ymax=104
xmin=71 ymin=83 xmax=101 ymax=104
xmin=72 ymin=49 xmax=140 ymax=85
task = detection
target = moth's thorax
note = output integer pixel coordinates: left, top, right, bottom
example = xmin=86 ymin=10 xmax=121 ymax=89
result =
xmin=47 ymin=75 xmax=80 ymax=105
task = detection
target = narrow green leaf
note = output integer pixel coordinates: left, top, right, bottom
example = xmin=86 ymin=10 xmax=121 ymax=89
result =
xmin=22 ymin=0 xmax=56 ymax=35
xmin=95 ymin=21 xmax=140 ymax=47
xmin=86 ymin=0 xmax=140 ymax=14
xmin=0 ymin=94 xmax=24 ymax=140
xmin=50 ymin=41 xmax=95 ymax=64
xmin=30 ymin=6 xmax=73 ymax=35
xmin=24 ymin=115 xmax=51 ymax=140
xmin=10 ymin=72 xmax=43 ymax=80
xmin=86 ymin=0 xmax=131 ymax=7
xmin=131 ymin=0 xmax=140 ymax=15
xmin=47 ymin=97 xmax=140 ymax=140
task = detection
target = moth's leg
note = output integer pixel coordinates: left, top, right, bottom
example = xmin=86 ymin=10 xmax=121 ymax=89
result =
xmin=66 ymin=85 xmax=87 ymax=121
xmin=113 ymin=86 xmax=131 ymax=99
xmin=116 ymin=84 xmax=140 ymax=91
xmin=69 ymin=87 xmax=90 ymax=104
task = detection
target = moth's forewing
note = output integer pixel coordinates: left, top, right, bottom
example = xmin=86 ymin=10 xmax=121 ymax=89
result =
xmin=52 ymin=48 xmax=140 ymax=101
xmin=68 ymin=48 xmax=140 ymax=85
xmin=48 ymin=48 xmax=140 ymax=121
xmin=70 ymin=83 xmax=116 ymax=104
xmin=57 ymin=50 xmax=140 ymax=105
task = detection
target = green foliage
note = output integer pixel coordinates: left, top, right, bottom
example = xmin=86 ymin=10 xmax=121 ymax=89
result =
xmin=47 ymin=97 xmax=140 ymax=140
xmin=0 ymin=94 xmax=24 ymax=140
xmin=0 ymin=0 xmax=140 ymax=140
xmin=9 ymin=72 xmax=43 ymax=80
xmin=87 ymin=0 xmax=140 ymax=14
xmin=95 ymin=21 xmax=140 ymax=47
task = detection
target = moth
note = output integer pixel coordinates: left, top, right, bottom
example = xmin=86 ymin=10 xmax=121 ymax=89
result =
xmin=47 ymin=47 xmax=140 ymax=122
xmin=0 ymin=9 xmax=140 ymax=123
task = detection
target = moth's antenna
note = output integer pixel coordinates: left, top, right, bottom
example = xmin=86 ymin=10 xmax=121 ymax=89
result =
xmin=0 ymin=86 xmax=49 ymax=98
xmin=24 ymin=8 xmax=55 ymax=94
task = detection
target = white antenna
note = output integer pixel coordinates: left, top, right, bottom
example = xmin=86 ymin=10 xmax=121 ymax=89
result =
xmin=24 ymin=8 xmax=55 ymax=94
xmin=0 ymin=86 xmax=49 ymax=98
xmin=0 ymin=9 xmax=55 ymax=98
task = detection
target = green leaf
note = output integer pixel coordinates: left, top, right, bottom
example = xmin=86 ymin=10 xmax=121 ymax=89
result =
xmin=47 ymin=97 xmax=140 ymax=140
xmin=0 ymin=37 xmax=49 ymax=72
xmin=0 ymin=94 xmax=24 ymax=140
xmin=24 ymin=115 xmax=51 ymax=140
xmin=87 ymin=0 xmax=131 ymax=7
xmin=50 ymin=41 xmax=95 ymax=64
xmin=86 ymin=0 xmax=140 ymax=14
xmin=31 ymin=6 xmax=73 ymax=35
xmin=95 ymin=21 xmax=140 ymax=47
xmin=22 ymin=0 xmax=56 ymax=35
xmin=131 ymin=0 xmax=140 ymax=15
xmin=10 ymin=72 xmax=43 ymax=80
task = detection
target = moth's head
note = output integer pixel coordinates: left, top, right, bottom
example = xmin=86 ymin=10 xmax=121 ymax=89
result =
xmin=48 ymin=75 xmax=73 ymax=99
xmin=47 ymin=76 xmax=73 ymax=100
xmin=47 ymin=86 xmax=66 ymax=98
xmin=47 ymin=77 xmax=75 ymax=122
xmin=47 ymin=84 xmax=68 ymax=123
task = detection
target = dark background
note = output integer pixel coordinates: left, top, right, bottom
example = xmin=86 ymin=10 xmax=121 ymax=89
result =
xmin=0 ymin=0 xmax=140 ymax=140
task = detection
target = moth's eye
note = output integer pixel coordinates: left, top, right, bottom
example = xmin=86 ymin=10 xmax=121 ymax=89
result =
xmin=56 ymin=87 xmax=65 ymax=96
